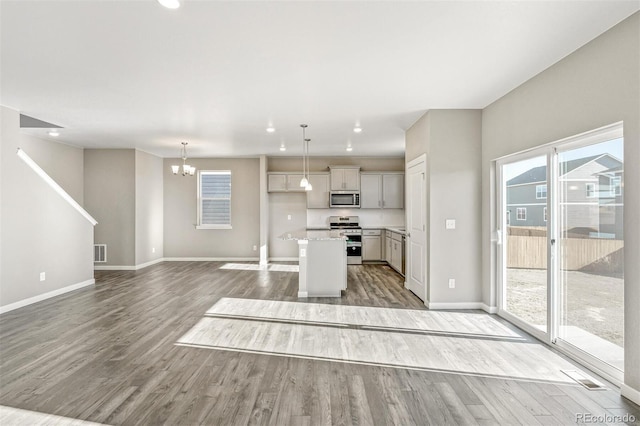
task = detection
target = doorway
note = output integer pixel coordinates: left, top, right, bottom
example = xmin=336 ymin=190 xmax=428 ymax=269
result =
xmin=406 ymin=155 xmax=427 ymax=302
xmin=497 ymin=123 xmax=624 ymax=382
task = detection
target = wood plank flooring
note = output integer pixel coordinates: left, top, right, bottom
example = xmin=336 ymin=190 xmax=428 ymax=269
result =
xmin=0 ymin=262 xmax=638 ymax=425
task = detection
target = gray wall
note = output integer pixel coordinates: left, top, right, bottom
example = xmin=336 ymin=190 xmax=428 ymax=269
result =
xmin=163 ymin=157 xmax=260 ymax=258
xmin=406 ymin=110 xmax=483 ymax=305
xmin=0 ymin=106 xmax=94 ymax=308
xmin=481 ymin=12 xmax=639 ymax=393
xmin=135 ymin=150 xmax=164 ymax=265
xmin=84 ymin=149 xmax=136 ymax=267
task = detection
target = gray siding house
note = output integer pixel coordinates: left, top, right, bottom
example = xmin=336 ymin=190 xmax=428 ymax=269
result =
xmin=506 ymin=154 xmax=623 ymax=238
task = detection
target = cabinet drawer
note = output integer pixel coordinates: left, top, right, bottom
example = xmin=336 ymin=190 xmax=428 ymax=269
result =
xmin=363 ymin=229 xmax=381 ymax=236
xmin=391 ymin=232 xmax=402 ymax=242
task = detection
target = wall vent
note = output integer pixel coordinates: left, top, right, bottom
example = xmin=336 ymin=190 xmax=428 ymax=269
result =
xmin=94 ymin=244 xmax=107 ymax=263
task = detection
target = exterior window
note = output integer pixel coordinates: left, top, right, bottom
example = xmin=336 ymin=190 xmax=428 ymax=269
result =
xmin=516 ymin=207 xmax=527 ymax=221
xmin=610 ymin=176 xmax=621 ymax=196
xmin=536 ymin=184 xmax=547 ymax=199
xmin=197 ymin=170 xmax=232 ymax=229
xmin=544 ymin=207 xmax=547 ymax=222
xmin=586 ymin=183 xmax=597 ymax=198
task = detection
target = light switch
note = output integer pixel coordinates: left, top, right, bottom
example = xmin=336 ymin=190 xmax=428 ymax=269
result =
xmin=287 ymin=215 xmax=292 ymax=220
xmin=446 ymin=219 xmax=456 ymax=229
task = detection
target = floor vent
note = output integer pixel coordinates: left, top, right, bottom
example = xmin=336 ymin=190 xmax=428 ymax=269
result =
xmin=94 ymin=244 xmax=107 ymax=263
xmin=561 ymin=370 xmax=606 ymax=390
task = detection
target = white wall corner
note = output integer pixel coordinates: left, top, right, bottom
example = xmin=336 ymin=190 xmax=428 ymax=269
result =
xmin=481 ymin=303 xmax=498 ymax=314
xmin=621 ymin=384 xmax=640 ymax=406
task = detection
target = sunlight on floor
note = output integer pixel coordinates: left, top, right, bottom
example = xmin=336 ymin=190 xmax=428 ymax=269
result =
xmin=177 ymin=298 xmax=582 ymax=385
xmin=220 ymin=263 xmax=299 ymax=272
xmin=0 ymin=406 xmax=105 ymax=426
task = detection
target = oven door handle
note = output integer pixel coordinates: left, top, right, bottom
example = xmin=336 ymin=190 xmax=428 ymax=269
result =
xmin=346 ymin=242 xmax=362 ymax=247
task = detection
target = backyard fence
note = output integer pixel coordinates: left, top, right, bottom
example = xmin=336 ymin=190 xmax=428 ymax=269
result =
xmin=507 ymin=235 xmax=624 ymax=271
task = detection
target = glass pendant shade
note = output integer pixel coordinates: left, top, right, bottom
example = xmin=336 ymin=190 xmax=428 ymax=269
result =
xmin=171 ymin=165 xmax=180 ymax=175
xmin=305 ymin=183 xmax=313 ymax=191
xmin=300 ymin=177 xmax=309 ymax=187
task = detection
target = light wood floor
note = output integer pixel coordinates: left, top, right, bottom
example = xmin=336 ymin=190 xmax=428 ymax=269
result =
xmin=0 ymin=262 xmax=638 ymax=425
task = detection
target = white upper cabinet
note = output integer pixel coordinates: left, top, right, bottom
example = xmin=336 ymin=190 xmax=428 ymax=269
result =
xmin=330 ymin=166 xmax=360 ymax=191
xmin=268 ymin=173 xmax=305 ymax=192
xmin=307 ymin=173 xmax=330 ymax=208
xmin=360 ymin=174 xmax=382 ymax=208
xmin=360 ymin=172 xmax=404 ymax=208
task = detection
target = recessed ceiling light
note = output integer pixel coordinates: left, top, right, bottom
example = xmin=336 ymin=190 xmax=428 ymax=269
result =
xmin=157 ymin=0 xmax=180 ymax=9
xmin=266 ymin=127 xmax=276 ymax=133
xmin=48 ymin=130 xmax=60 ymax=137
xmin=353 ymin=127 xmax=362 ymax=133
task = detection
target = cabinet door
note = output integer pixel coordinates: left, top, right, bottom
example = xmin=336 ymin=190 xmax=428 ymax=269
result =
xmin=382 ymin=174 xmax=404 ymax=208
xmin=363 ymin=235 xmax=382 ymax=261
xmin=343 ymin=168 xmax=360 ymax=190
xmin=360 ymin=174 xmax=382 ymax=208
xmin=307 ymin=174 xmax=330 ymax=208
xmin=287 ymin=174 xmax=305 ymax=192
xmin=330 ymin=169 xmax=344 ymax=190
xmin=268 ymin=174 xmax=287 ymax=192
xmin=391 ymin=239 xmax=402 ymax=271
xmin=385 ymin=234 xmax=392 ymax=263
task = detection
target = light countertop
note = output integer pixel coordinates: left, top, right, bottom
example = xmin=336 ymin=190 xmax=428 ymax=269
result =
xmin=280 ymin=229 xmax=347 ymax=241
xmin=361 ymin=226 xmax=406 ymax=235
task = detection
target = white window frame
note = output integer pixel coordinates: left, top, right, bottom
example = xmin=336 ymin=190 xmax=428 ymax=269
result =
xmin=585 ymin=183 xmax=597 ymax=198
xmin=516 ymin=207 xmax=527 ymax=221
xmin=610 ymin=176 xmax=621 ymax=196
xmin=536 ymin=184 xmax=547 ymax=199
xmin=197 ymin=170 xmax=232 ymax=230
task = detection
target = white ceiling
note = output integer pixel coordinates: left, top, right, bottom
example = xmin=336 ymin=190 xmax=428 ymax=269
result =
xmin=1 ymin=1 xmax=638 ymax=158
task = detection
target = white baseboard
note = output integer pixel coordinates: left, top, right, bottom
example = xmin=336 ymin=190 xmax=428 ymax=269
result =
xmin=269 ymin=257 xmax=299 ymax=261
xmin=481 ymin=303 xmax=498 ymax=314
xmin=163 ymin=257 xmax=260 ymax=262
xmin=427 ymin=302 xmax=488 ymax=311
xmin=94 ymin=265 xmax=136 ymax=271
xmin=298 ymin=291 xmax=308 ymax=298
xmin=0 ymin=278 xmax=95 ymax=315
xmin=621 ymin=384 xmax=640 ymax=406
xmin=134 ymin=258 xmax=164 ymax=270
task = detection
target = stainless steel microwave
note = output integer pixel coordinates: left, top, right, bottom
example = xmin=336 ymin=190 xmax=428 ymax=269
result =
xmin=330 ymin=191 xmax=360 ymax=208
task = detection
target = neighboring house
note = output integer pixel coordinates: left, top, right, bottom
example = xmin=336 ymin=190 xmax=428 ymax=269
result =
xmin=506 ymin=154 xmax=623 ymax=238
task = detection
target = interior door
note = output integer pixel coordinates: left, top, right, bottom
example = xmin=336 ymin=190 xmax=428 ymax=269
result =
xmin=406 ymin=156 xmax=427 ymax=301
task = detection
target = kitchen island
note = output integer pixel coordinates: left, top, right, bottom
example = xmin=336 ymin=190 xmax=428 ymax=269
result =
xmin=280 ymin=229 xmax=347 ymax=298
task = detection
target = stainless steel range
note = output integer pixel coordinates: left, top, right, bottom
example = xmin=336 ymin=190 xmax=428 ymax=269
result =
xmin=329 ymin=216 xmax=362 ymax=265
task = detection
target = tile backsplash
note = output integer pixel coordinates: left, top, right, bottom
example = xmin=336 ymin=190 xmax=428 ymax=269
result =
xmin=307 ymin=209 xmax=405 ymax=228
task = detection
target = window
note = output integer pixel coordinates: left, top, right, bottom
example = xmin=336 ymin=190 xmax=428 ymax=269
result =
xmin=610 ymin=176 xmax=621 ymax=196
xmin=543 ymin=207 xmax=547 ymax=222
xmin=536 ymin=184 xmax=547 ymax=199
xmin=586 ymin=183 xmax=597 ymax=198
xmin=197 ymin=170 xmax=231 ymax=229
xmin=516 ymin=207 xmax=527 ymax=221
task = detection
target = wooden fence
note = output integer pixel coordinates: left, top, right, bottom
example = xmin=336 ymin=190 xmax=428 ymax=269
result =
xmin=507 ymin=236 xmax=624 ymax=271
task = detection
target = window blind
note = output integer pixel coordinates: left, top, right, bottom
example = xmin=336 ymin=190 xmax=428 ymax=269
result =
xmin=199 ymin=171 xmax=231 ymax=226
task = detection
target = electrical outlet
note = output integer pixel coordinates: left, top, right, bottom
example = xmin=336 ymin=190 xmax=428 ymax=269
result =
xmin=446 ymin=219 xmax=456 ymax=229
xmin=448 ymin=278 xmax=455 ymax=289
xmin=253 ymin=245 xmax=257 ymax=251
xmin=40 ymin=272 xmax=46 ymax=282
xmin=287 ymin=214 xmax=292 ymax=220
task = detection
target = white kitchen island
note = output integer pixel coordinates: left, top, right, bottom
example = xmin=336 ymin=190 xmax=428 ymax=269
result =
xmin=281 ymin=230 xmax=347 ymax=298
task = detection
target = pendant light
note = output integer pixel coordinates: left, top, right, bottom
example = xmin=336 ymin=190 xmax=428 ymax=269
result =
xmin=171 ymin=142 xmax=195 ymax=176
xmin=299 ymin=124 xmax=309 ymax=188
xmin=305 ymin=138 xmax=312 ymax=191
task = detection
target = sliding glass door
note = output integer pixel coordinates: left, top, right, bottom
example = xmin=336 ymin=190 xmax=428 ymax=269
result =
xmin=497 ymin=124 xmax=624 ymax=380
xmin=500 ymin=154 xmax=549 ymax=335
xmin=556 ymin=138 xmax=624 ymax=372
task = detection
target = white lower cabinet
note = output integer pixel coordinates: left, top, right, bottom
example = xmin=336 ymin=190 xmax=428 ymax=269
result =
xmin=385 ymin=231 xmax=392 ymax=263
xmin=362 ymin=229 xmax=383 ymax=261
